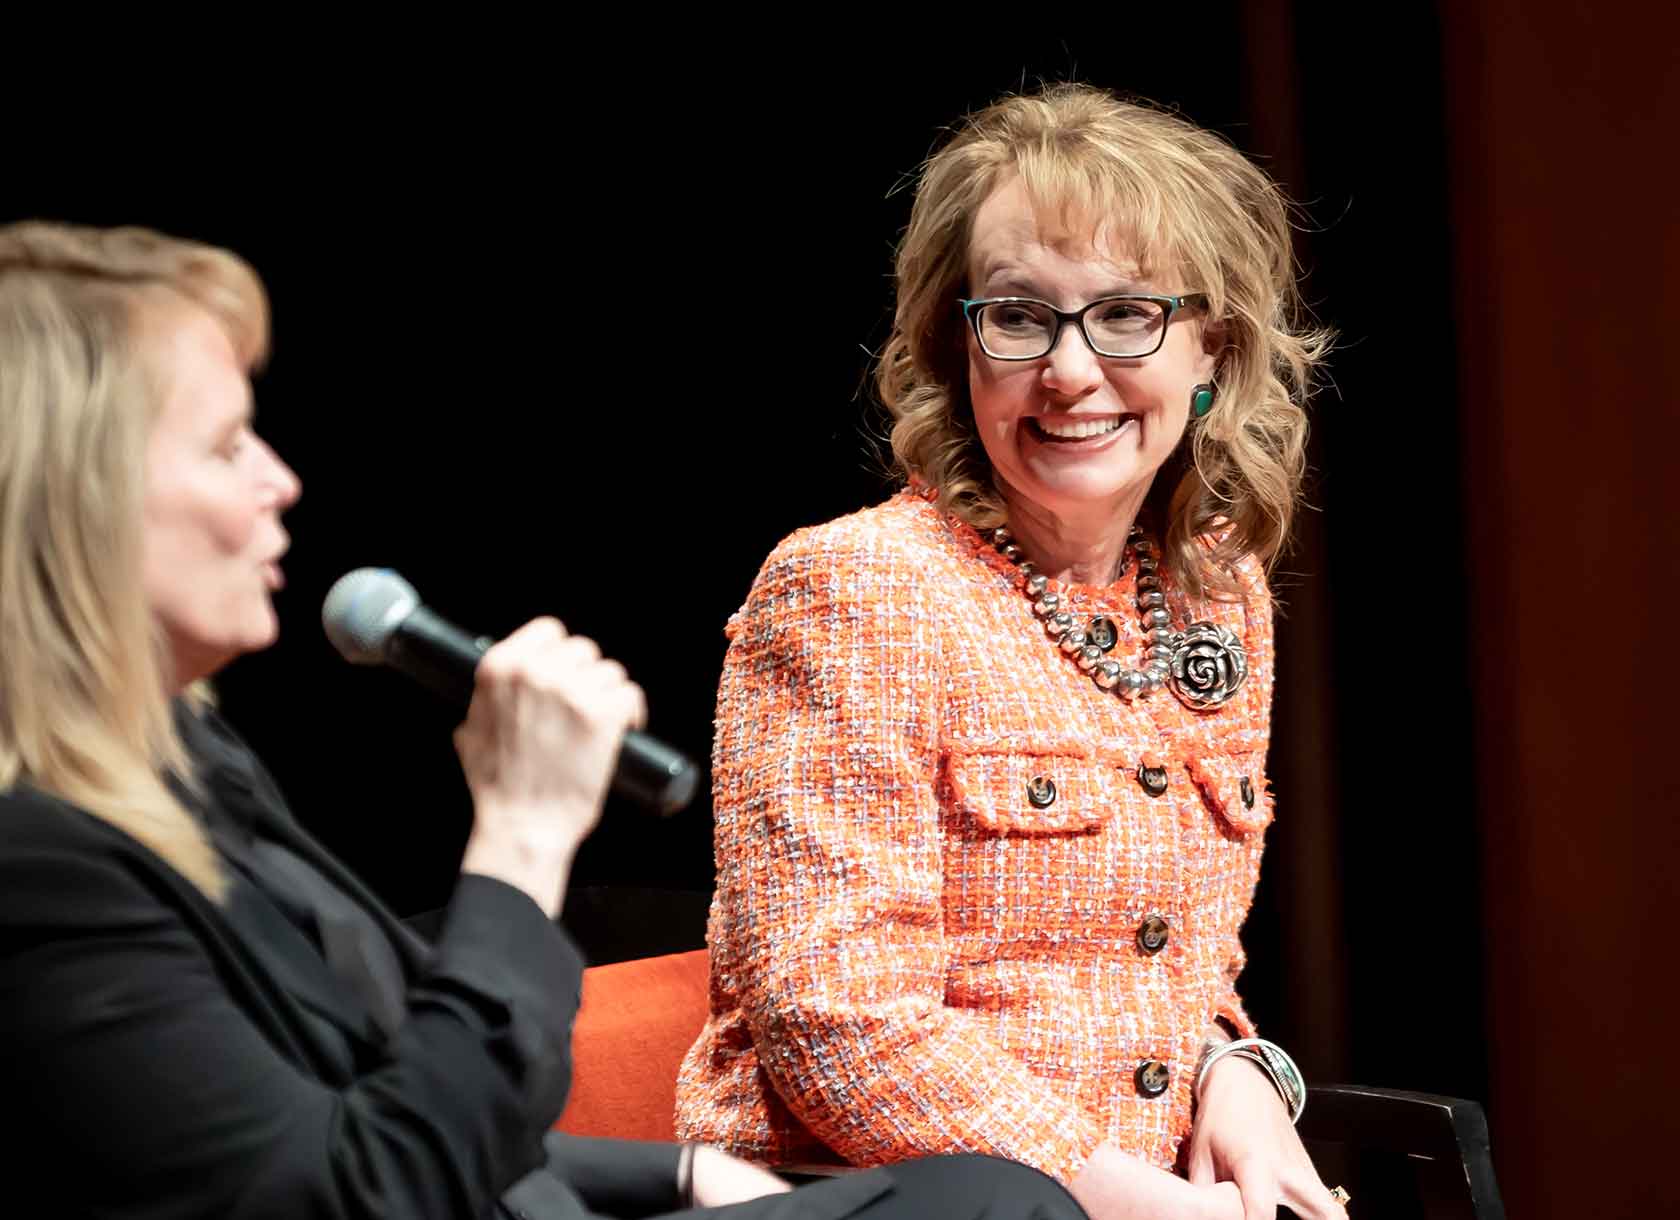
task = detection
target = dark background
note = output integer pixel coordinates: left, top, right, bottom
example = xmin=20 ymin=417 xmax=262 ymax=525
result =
xmin=8 ymin=7 xmax=1676 ymax=1215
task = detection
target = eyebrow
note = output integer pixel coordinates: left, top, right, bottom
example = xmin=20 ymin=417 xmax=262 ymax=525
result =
xmin=985 ymin=282 xmax=1154 ymax=303
xmin=212 ymin=394 xmax=256 ymax=444
xmin=979 ymin=269 xmax=1151 ymax=300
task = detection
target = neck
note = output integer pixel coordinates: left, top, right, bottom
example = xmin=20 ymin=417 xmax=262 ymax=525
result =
xmin=165 ymin=640 xmax=222 ymax=695
xmin=998 ymin=482 xmax=1148 ymax=586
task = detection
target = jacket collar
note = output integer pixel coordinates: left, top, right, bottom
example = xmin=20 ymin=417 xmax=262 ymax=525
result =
xmin=171 ymin=700 xmax=432 ymax=1062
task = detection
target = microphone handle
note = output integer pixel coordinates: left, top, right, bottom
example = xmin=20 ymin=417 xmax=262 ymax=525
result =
xmin=387 ymin=607 xmax=698 ymax=815
xmin=385 ymin=605 xmax=490 ymax=706
xmin=614 ymin=732 xmax=701 ymax=816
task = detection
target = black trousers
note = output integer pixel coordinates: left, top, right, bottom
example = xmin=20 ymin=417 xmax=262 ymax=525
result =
xmin=661 ymin=1154 xmax=1090 ymax=1220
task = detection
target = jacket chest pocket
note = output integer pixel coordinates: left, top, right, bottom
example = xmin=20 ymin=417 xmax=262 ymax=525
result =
xmin=938 ymin=746 xmax=1176 ymax=948
xmin=936 ymin=744 xmax=1272 ymax=950
xmin=943 ymin=747 xmax=1130 ymax=836
xmin=1185 ymin=752 xmax=1272 ymax=839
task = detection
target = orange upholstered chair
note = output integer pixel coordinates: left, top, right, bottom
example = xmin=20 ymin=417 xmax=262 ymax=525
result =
xmin=554 ymin=947 xmax=1505 ymax=1218
xmin=554 ymin=948 xmax=711 ymax=1142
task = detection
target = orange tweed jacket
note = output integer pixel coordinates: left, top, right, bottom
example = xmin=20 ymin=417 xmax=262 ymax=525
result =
xmin=675 ymin=491 xmax=1275 ymax=1185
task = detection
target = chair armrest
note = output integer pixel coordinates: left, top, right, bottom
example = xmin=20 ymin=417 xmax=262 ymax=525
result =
xmin=1300 ymin=1084 xmax=1485 ymax=1159
xmin=1301 ymin=1084 xmax=1504 ymax=1219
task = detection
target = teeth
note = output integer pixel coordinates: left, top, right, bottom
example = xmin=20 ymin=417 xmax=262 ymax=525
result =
xmin=1037 ymin=416 xmax=1125 ymax=439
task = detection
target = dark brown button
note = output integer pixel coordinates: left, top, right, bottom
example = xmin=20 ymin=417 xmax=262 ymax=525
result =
xmin=1086 ymin=616 xmax=1119 ymax=652
xmin=1026 ymin=775 xmax=1057 ymax=808
xmin=1135 ymin=1059 xmax=1170 ymax=1097
xmin=1240 ymin=776 xmax=1255 ymax=809
xmin=1137 ymin=765 xmax=1169 ymax=797
xmin=1137 ymin=914 xmax=1170 ymax=955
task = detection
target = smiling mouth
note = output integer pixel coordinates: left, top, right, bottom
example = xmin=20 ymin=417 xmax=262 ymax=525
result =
xmin=1029 ymin=414 xmax=1136 ymax=442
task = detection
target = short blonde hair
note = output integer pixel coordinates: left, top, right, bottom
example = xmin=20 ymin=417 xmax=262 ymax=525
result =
xmin=878 ymin=83 xmax=1330 ymax=601
xmin=0 ymin=222 xmax=270 ymax=899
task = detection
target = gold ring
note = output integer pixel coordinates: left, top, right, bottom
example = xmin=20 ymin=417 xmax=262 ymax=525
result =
xmin=1329 ymin=1185 xmax=1351 ymax=1207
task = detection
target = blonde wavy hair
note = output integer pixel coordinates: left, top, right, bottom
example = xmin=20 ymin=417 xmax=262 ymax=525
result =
xmin=0 ymin=222 xmax=270 ymax=899
xmin=878 ymin=83 xmax=1331 ymax=601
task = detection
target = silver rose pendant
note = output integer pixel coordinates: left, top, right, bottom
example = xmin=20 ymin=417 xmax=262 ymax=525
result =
xmin=1168 ymin=623 xmax=1248 ymax=710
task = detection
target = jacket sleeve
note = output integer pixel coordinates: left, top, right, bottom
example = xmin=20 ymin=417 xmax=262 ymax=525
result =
xmin=538 ymin=1133 xmax=683 ymax=1218
xmin=0 ymin=811 xmax=583 ymax=1220
xmin=705 ymin=526 xmax=1104 ymax=1184
xmin=1209 ymin=556 xmax=1276 ymax=1043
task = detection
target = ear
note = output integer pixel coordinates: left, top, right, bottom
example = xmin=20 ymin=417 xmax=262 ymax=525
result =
xmin=1194 ymin=319 xmax=1227 ymax=382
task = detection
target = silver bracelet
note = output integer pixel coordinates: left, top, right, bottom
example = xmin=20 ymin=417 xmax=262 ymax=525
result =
xmin=1195 ymin=1036 xmax=1307 ymax=1124
xmin=675 ymin=1141 xmax=697 ymax=1209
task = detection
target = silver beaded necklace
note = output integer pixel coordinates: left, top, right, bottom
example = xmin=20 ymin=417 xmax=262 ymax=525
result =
xmin=986 ymin=524 xmax=1248 ymax=711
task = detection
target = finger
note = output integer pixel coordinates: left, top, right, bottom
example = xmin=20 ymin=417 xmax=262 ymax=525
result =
xmin=594 ymin=676 xmax=647 ymax=736
xmin=572 ymin=657 xmax=630 ymax=696
xmin=1279 ymin=1164 xmax=1343 ymax=1220
xmin=560 ymin=653 xmax=643 ymax=728
xmin=1230 ymin=1158 xmax=1277 ymax=1220
xmin=503 ymin=631 xmax=640 ymax=740
xmin=489 ymin=630 xmax=598 ymax=696
xmin=582 ymin=677 xmax=647 ymax=740
xmin=540 ymin=632 xmax=601 ymax=676
xmin=475 ymin=630 xmax=533 ymax=691
xmin=504 ymin=614 xmax=567 ymax=647
xmin=1187 ymin=1137 xmax=1215 ymax=1186
xmin=482 ymin=617 xmax=568 ymax=679
xmin=1272 ymin=1127 xmax=1337 ymax=1219
xmin=1206 ymin=1182 xmax=1246 ymax=1220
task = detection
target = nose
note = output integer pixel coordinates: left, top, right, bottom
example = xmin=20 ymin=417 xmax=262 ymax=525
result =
xmin=1040 ymin=320 xmax=1103 ymax=398
xmin=259 ymin=438 xmax=302 ymax=510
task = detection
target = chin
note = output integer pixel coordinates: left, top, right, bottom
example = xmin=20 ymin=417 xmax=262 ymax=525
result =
xmin=233 ymin=605 xmax=281 ymax=655
xmin=1026 ymin=464 xmax=1156 ymax=507
xmin=250 ymin=616 xmax=281 ymax=651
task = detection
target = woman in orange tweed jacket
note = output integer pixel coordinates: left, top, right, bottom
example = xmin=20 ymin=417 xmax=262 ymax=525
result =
xmin=678 ymin=84 xmax=1341 ymax=1220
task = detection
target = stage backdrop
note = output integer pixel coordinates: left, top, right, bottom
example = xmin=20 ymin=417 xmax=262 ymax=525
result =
xmin=10 ymin=11 xmax=1673 ymax=1213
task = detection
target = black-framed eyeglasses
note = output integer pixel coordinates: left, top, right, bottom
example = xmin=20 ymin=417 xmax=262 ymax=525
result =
xmin=958 ymin=293 xmax=1209 ymax=360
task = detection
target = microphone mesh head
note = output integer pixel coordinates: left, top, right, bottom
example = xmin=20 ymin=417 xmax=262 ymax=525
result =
xmin=322 ymin=568 xmax=421 ymax=663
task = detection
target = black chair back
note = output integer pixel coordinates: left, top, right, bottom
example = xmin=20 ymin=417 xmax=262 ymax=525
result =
xmin=1297 ymin=1084 xmax=1505 ymax=1220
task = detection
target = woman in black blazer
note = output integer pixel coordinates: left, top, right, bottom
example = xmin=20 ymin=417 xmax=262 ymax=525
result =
xmin=0 ymin=222 xmax=1087 ymax=1220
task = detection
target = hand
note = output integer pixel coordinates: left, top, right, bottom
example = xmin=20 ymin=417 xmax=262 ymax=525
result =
xmin=1189 ymin=1056 xmax=1344 ymax=1220
xmin=455 ymin=618 xmax=646 ymax=915
xmin=1069 ymin=1140 xmax=1246 ymax=1220
xmin=689 ymin=1145 xmax=793 ymax=1207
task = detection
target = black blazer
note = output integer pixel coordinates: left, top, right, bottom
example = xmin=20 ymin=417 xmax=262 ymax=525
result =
xmin=0 ymin=706 xmax=704 ymax=1219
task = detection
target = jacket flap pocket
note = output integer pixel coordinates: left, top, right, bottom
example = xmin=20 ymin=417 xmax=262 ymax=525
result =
xmin=1186 ymin=753 xmax=1272 ymax=836
xmin=944 ymin=746 xmax=1126 ymax=836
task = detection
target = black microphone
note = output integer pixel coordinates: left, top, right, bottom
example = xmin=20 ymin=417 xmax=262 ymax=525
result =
xmin=322 ymin=567 xmax=699 ymax=816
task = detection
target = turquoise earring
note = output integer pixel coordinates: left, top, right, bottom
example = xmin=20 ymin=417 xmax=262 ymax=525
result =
xmin=1190 ymin=383 xmax=1216 ymax=418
